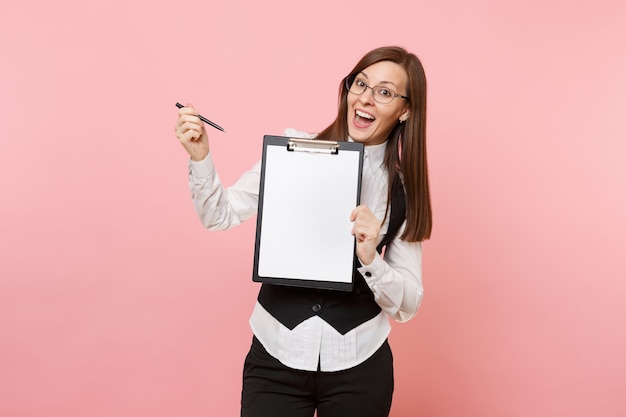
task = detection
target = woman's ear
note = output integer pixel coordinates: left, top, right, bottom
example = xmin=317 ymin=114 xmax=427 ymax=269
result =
xmin=399 ymin=109 xmax=410 ymax=123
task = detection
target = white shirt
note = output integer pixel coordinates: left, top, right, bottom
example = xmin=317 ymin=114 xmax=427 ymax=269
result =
xmin=188 ymin=129 xmax=423 ymax=372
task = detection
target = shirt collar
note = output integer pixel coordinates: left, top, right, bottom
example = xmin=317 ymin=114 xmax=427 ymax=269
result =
xmin=348 ymin=136 xmax=387 ymax=168
xmin=365 ymin=141 xmax=387 ymax=167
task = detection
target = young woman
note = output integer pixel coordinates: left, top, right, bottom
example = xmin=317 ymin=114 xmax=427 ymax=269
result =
xmin=175 ymin=46 xmax=432 ymax=417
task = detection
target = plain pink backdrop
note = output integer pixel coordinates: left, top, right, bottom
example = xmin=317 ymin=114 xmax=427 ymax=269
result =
xmin=1 ymin=0 xmax=625 ymax=416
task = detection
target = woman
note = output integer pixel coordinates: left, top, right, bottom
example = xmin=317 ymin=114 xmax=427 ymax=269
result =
xmin=175 ymin=46 xmax=432 ymax=417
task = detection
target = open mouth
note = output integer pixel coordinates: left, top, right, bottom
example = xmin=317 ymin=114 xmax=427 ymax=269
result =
xmin=354 ymin=109 xmax=375 ymax=127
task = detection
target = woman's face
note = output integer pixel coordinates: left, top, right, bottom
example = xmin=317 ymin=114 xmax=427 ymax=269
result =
xmin=347 ymin=60 xmax=410 ymax=146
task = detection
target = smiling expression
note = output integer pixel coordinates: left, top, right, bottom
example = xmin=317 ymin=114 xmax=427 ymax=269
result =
xmin=347 ymin=61 xmax=410 ymax=146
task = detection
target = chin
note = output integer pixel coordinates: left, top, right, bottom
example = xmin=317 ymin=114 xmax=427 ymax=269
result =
xmin=348 ymin=128 xmax=368 ymax=143
xmin=349 ymin=131 xmax=384 ymax=146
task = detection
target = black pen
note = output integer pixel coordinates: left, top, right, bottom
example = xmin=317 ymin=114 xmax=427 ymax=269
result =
xmin=175 ymin=102 xmax=225 ymax=132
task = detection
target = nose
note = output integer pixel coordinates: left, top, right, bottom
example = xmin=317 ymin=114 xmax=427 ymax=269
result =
xmin=358 ymin=86 xmax=375 ymax=105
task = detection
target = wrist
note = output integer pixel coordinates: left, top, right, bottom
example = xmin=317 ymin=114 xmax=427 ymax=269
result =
xmin=358 ymin=253 xmax=375 ymax=266
xmin=190 ymin=150 xmax=209 ymax=162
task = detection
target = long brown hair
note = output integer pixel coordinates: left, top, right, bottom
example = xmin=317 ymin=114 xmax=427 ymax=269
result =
xmin=316 ymin=46 xmax=432 ymax=242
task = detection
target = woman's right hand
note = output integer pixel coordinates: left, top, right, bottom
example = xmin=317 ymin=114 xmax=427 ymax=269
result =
xmin=174 ymin=103 xmax=210 ymax=161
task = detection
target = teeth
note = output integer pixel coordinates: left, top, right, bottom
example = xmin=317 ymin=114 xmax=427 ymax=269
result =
xmin=356 ymin=110 xmax=375 ymax=120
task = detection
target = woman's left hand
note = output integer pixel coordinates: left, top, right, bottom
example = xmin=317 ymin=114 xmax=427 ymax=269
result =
xmin=350 ymin=205 xmax=380 ymax=266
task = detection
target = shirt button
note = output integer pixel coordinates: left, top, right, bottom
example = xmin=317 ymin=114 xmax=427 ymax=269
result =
xmin=312 ymin=303 xmax=322 ymax=313
xmin=364 ymin=272 xmax=372 ymax=277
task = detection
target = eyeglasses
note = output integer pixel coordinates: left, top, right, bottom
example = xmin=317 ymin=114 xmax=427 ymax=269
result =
xmin=345 ymin=75 xmax=409 ymax=104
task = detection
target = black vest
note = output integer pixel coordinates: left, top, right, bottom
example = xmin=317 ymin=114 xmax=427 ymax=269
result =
xmin=257 ymin=179 xmax=406 ymax=335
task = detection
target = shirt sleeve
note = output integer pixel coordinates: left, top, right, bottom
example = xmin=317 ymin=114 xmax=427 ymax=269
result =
xmin=358 ymin=223 xmax=423 ymax=322
xmin=188 ymin=153 xmax=261 ymax=230
xmin=187 ymin=129 xmax=314 ymax=230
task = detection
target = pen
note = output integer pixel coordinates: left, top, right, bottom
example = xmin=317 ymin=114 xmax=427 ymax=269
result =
xmin=175 ymin=102 xmax=225 ymax=132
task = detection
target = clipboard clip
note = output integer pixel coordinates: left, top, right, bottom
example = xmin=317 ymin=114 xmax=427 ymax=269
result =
xmin=287 ymin=138 xmax=339 ymax=155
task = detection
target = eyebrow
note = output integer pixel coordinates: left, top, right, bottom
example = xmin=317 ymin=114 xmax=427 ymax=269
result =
xmin=358 ymin=71 xmax=400 ymax=89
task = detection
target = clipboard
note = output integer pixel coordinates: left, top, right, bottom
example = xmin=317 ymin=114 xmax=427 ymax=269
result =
xmin=252 ymin=135 xmax=364 ymax=291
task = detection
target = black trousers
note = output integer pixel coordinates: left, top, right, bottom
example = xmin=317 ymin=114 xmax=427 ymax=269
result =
xmin=241 ymin=336 xmax=394 ymax=417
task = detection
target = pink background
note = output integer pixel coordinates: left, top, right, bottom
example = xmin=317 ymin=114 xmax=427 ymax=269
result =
xmin=1 ymin=0 xmax=625 ymax=416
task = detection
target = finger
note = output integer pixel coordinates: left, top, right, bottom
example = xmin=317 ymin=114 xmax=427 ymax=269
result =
xmin=351 ymin=221 xmax=367 ymax=237
xmin=177 ymin=102 xmax=196 ymax=115
xmin=177 ymin=113 xmax=204 ymax=128
xmin=176 ymin=122 xmax=196 ymax=134
xmin=350 ymin=205 xmax=366 ymax=221
xmin=175 ymin=122 xmax=202 ymax=141
xmin=175 ymin=122 xmax=203 ymax=142
xmin=179 ymin=130 xmax=202 ymax=142
xmin=181 ymin=119 xmax=203 ymax=132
